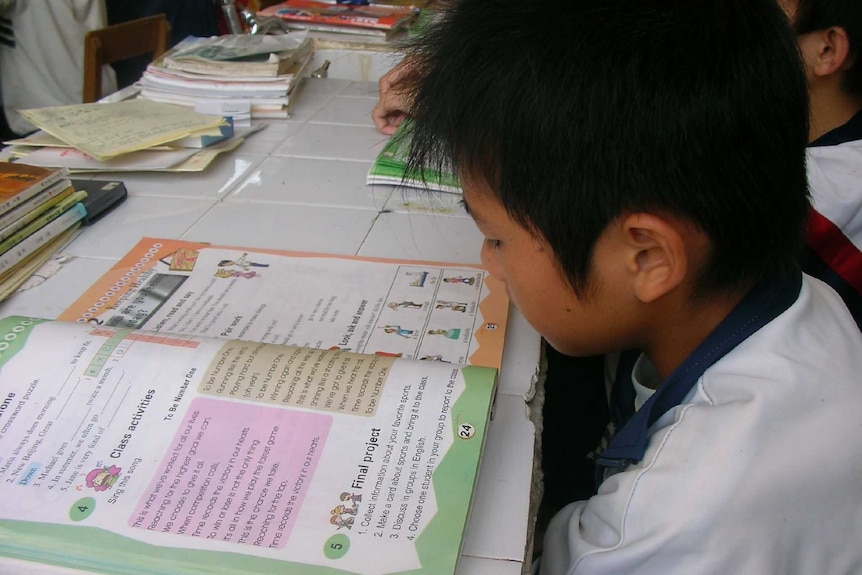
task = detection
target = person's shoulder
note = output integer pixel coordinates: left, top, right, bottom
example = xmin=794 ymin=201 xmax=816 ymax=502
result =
xmin=701 ymin=275 xmax=862 ymax=400
xmin=806 ymin=142 xmax=862 ymax=256
xmin=809 ymin=110 xmax=862 ymax=148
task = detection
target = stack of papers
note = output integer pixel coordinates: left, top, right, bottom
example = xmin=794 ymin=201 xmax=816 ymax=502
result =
xmin=138 ymin=33 xmax=314 ymax=120
xmin=3 ymin=100 xmax=246 ymax=172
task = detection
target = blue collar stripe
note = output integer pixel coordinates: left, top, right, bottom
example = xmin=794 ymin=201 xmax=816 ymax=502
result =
xmin=598 ymin=271 xmax=803 ymax=465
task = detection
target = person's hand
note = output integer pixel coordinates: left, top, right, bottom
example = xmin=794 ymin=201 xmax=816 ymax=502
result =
xmin=371 ymin=60 xmax=412 ymax=135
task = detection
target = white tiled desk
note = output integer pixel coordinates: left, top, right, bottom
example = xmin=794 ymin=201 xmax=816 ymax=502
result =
xmin=0 ymin=77 xmax=543 ymax=575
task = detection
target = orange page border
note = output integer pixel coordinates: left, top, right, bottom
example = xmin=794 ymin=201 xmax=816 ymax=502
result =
xmin=58 ymin=237 xmax=509 ymax=370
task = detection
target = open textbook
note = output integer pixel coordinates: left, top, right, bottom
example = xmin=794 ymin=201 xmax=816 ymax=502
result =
xmin=0 ymin=238 xmax=509 ymax=575
xmin=59 ymin=238 xmax=507 ymax=368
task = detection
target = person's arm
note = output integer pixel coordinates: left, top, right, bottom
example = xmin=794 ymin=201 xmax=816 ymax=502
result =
xmin=371 ymin=59 xmax=413 ymax=135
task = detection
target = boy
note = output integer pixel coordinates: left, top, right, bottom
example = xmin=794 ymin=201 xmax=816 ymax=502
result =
xmin=390 ymin=0 xmax=862 ymax=572
xmin=782 ymin=0 xmax=862 ymax=328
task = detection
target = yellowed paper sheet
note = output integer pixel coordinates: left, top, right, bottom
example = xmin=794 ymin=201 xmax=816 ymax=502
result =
xmin=18 ymin=100 xmax=224 ymax=161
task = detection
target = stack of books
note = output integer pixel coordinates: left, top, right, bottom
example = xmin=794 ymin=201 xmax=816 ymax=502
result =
xmin=259 ymin=0 xmax=418 ymax=39
xmin=0 ymin=162 xmax=83 ymax=300
xmin=139 ymin=33 xmax=315 ymax=120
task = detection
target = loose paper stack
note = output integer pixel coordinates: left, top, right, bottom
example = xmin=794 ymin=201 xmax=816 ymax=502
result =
xmin=138 ymin=33 xmax=314 ymax=120
xmin=4 ymin=100 xmax=242 ymax=172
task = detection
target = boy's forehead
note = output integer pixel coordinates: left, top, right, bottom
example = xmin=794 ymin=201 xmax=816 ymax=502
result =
xmin=459 ymin=184 xmax=512 ymax=229
xmin=458 ymin=171 xmax=506 ymax=223
xmin=459 ymin=191 xmax=487 ymax=224
xmin=457 ymin=172 xmax=491 ymax=216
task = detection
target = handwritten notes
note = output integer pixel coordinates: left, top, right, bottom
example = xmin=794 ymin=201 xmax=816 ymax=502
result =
xmin=19 ymin=100 xmax=225 ymax=161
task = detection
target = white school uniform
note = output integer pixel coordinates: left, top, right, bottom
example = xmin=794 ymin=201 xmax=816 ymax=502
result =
xmin=540 ymin=274 xmax=862 ymax=574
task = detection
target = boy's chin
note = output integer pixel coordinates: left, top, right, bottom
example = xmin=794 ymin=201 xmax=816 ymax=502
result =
xmin=543 ymin=338 xmax=605 ymax=358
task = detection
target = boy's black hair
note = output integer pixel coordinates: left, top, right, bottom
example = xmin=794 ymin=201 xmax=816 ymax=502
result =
xmin=399 ymin=0 xmax=810 ymax=298
xmin=795 ymin=0 xmax=862 ymax=96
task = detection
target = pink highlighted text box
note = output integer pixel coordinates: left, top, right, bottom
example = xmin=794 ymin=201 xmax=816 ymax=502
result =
xmin=130 ymin=398 xmax=331 ymax=548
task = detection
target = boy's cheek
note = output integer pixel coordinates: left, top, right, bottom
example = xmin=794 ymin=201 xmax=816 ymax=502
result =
xmin=515 ymin=311 xmax=573 ymax=355
xmin=479 ymin=243 xmax=505 ymax=281
xmin=505 ymin=287 xmax=548 ymax=332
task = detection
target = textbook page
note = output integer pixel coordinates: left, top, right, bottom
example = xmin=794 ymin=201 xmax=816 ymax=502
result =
xmin=0 ymin=317 xmax=496 ymax=575
xmin=59 ymin=238 xmax=508 ymax=370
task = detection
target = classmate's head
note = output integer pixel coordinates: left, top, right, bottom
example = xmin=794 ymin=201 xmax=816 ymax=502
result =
xmin=786 ymin=0 xmax=862 ymax=97
xmin=400 ymin=0 xmax=809 ymax=308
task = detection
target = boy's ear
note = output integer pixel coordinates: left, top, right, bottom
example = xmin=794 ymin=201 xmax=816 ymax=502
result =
xmin=619 ymin=213 xmax=690 ymax=303
xmin=807 ymin=26 xmax=853 ymax=77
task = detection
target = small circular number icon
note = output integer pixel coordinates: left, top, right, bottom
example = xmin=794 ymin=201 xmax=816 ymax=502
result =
xmin=458 ymin=423 xmax=475 ymax=439
xmin=324 ymin=534 xmax=350 ymax=559
xmin=70 ymin=497 xmax=96 ymax=521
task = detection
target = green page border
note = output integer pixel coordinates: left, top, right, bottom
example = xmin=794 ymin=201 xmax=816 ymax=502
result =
xmin=0 ymin=346 xmax=496 ymax=575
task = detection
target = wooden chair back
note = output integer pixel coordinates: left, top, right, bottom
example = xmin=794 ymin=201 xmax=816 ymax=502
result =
xmin=82 ymin=14 xmax=172 ymax=103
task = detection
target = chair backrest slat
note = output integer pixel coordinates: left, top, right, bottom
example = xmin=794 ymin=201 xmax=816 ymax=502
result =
xmin=83 ymin=14 xmax=171 ymax=103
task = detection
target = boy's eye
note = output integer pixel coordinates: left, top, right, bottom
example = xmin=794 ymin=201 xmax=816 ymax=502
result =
xmin=485 ymin=238 xmax=502 ymax=249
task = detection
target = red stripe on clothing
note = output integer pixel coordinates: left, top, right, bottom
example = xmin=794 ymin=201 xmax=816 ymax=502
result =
xmin=806 ymin=207 xmax=862 ymax=296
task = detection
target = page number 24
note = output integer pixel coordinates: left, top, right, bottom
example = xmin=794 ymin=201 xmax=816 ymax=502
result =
xmin=458 ymin=423 xmax=475 ymax=439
